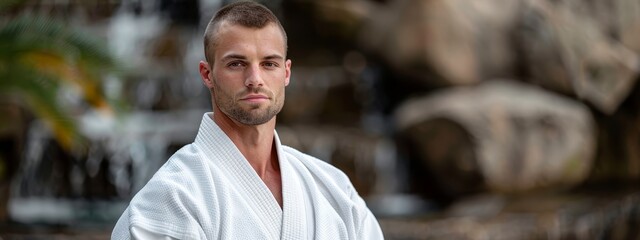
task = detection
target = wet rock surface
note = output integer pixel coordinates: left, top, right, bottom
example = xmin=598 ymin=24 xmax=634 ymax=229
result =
xmin=380 ymin=189 xmax=640 ymax=240
xmin=519 ymin=0 xmax=639 ymax=114
xmin=395 ymin=81 xmax=596 ymax=194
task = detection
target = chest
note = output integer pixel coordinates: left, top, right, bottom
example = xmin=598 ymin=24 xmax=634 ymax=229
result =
xmin=263 ymin=170 xmax=283 ymax=207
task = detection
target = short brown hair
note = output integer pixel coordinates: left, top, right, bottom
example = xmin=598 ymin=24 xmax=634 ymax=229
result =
xmin=203 ymin=1 xmax=287 ymax=63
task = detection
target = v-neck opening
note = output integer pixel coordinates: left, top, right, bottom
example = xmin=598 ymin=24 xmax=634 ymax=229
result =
xmin=195 ymin=113 xmax=282 ymax=239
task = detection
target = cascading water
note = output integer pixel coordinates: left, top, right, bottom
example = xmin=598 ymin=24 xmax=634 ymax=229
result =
xmin=8 ymin=0 xmax=221 ymax=225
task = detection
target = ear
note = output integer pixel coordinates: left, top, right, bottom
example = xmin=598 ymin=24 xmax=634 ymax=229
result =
xmin=199 ymin=61 xmax=214 ymax=89
xmin=284 ymin=59 xmax=292 ymax=86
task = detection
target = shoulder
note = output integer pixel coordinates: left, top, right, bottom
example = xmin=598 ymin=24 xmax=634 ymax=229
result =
xmin=137 ymin=144 xmax=207 ymax=198
xmin=281 ymin=145 xmax=356 ymax=197
xmin=281 ymin=146 xmax=350 ymax=179
xmin=281 ymin=145 xmax=383 ymax=237
xmin=134 ymin=143 xmax=212 ymax=207
xmin=122 ymin=144 xmax=210 ymax=238
xmin=156 ymin=143 xmax=205 ymax=179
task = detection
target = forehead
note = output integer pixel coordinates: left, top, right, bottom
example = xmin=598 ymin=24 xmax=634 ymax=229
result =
xmin=212 ymin=22 xmax=286 ymax=59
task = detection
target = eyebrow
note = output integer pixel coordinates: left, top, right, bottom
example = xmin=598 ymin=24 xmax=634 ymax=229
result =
xmin=220 ymin=53 xmax=284 ymax=62
xmin=220 ymin=54 xmax=246 ymax=62
xmin=263 ymin=54 xmax=284 ymax=61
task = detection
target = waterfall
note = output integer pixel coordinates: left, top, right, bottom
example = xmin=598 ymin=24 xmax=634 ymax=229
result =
xmin=9 ymin=0 xmax=220 ymax=224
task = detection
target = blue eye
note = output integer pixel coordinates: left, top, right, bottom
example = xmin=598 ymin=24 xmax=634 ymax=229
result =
xmin=228 ymin=61 xmax=245 ymax=68
xmin=263 ymin=62 xmax=278 ymax=68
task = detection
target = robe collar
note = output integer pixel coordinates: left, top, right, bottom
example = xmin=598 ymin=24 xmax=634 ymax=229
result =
xmin=194 ymin=113 xmax=306 ymax=239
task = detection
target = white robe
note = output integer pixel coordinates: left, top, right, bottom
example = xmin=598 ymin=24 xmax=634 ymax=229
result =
xmin=112 ymin=113 xmax=384 ymax=240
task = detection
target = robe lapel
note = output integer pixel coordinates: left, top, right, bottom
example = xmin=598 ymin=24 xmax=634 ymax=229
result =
xmin=274 ymin=132 xmax=307 ymax=240
xmin=195 ymin=113 xmax=282 ymax=239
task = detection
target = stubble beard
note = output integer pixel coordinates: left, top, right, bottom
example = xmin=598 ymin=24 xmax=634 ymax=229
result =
xmin=212 ymin=82 xmax=284 ymax=126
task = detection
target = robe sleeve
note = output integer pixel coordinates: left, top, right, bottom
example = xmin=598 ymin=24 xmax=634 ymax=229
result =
xmin=351 ymin=188 xmax=385 ymax=239
xmin=112 ymin=197 xmax=208 ymax=240
xmin=356 ymin=207 xmax=384 ymax=239
xmin=111 ymin=169 xmax=210 ymax=240
xmin=131 ymin=225 xmax=180 ymax=240
xmin=111 ymin=208 xmax=132 ymax=240
xmin=112 ymin=207 xmax=183 ymax=240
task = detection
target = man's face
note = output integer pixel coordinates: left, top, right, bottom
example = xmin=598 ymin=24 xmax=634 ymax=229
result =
xmin=202 ymin=22 xmax=291 ymax=125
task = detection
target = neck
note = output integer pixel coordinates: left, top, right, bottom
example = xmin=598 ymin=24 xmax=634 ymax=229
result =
xmin=212 ymin=110 xmax=279 ymax=178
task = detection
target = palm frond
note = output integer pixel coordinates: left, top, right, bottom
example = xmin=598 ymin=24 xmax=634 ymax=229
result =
xmin=0 ymin=14 xmax=123 ymax=149
xmin=0 ymin=0 xmax=25 ymax=12
xmin=0 ymin=64 xmax=79 ymax=149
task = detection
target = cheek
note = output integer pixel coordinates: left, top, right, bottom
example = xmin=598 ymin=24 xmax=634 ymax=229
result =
xmin=212 ymin=73 xmax=230 ymax=89
xmin=275 ymin=82 xmax=286 ymax=98
xmin=217 ymin=71 xmax=245 ymax=85
xmin=268 ymin=71 xmax=288 ymax=86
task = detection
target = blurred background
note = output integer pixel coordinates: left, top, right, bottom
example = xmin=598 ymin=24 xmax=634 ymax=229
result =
xmin=0 ymin=0 xmax=639 ymax=239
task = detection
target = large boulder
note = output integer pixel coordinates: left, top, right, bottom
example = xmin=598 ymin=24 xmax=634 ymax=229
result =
xmin=395 ymin=80 xmax=596 ymax=194
xmin=518 ymin=0 xmax=639 ymax=114
xmin=574 ymin=0 xmax=640 ymax=53
xmin=359 ymin=0 xmax=480 ymax=86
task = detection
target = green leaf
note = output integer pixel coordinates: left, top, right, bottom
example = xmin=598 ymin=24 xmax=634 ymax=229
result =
xmin=0 ymin=13 xmax=123 ymax=149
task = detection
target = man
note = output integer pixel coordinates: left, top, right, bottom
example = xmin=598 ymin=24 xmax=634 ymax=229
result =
xmin=112 ymin=1 xmax=383 ymax=239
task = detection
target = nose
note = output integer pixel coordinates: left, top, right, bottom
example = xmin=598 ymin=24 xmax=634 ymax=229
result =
xmin=244 ymin=64 xmax=264 ymax=88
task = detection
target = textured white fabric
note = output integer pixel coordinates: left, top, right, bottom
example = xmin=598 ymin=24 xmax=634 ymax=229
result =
xmin=112 ymin=113 xmax=383 ymax=240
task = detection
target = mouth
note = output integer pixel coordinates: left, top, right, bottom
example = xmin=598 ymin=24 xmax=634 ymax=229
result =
xmin=240 ymin=94 xmax=270 ymax=103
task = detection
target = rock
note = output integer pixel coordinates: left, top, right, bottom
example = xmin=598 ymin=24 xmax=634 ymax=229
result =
xmin=575 ymin=0 xmax=640 ymax=53
xmin=395 ymin=80 xmax=595 ymax=194
xmin=299 ymin=0 xmax=523 ymax=84
xmin=380 ymin=191 xmax=640 ymax=239
xmin=613 ymin=0 xmax=640 ymax=53
xmin=438 ymin=0 xmax=524 ymax=81
xmin=518 ymin=0 xmax=640 ymax=114
xmin=359 ymin=0 xmax=480 ymax=86
xmin=590 ymin=81 xmax=640 ymax=183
